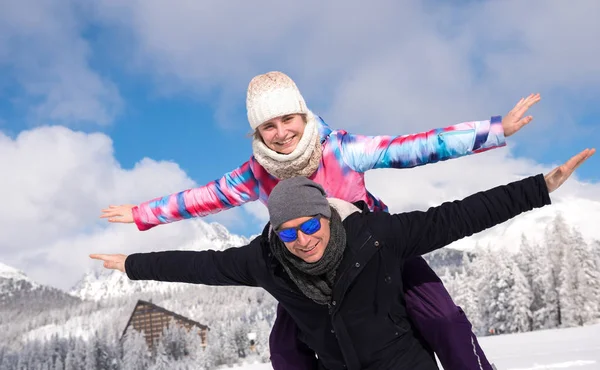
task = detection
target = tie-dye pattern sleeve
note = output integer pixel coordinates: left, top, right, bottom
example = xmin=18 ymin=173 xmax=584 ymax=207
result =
xmin=132 ymin=161 xmax=260 ymax=231
xmin=339 ymin=116 xmax=506 ymax=172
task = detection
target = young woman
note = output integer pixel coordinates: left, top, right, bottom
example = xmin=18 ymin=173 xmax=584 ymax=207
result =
xmin=101 ymin=71 xmax=540 ymax=369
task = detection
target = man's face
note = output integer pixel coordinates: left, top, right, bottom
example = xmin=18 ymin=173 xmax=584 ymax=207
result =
xmin=279 ymin=216 xmax=331 ymax=263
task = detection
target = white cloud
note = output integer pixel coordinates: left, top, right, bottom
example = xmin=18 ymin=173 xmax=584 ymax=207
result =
xmin=0 ymin=0 xmax=122 ymax=125
xmin=89 ymin=0 xmax=599 ymax=143
xmin=0 ymin=125 xmax=193 ymax=288
xmin=3 ymin=0 xmax=598 ymax=134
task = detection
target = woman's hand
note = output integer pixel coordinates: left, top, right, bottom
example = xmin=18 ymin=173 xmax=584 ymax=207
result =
xmin=502 ymin=93 xmax=541 ymax=137
xmin=100 ymin=205 xmax=136 ymax=224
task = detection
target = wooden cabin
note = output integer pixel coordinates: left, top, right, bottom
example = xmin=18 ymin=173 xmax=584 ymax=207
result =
xmin=121 ymin=299 xmax=209 ymax=350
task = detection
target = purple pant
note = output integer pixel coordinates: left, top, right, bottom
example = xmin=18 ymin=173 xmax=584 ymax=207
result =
xmin=269 ymin=256 xmax=492 ymax=370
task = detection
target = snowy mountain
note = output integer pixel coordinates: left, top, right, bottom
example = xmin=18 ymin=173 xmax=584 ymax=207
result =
xmin=70 ymin=219 xmax=251 ymax=301
xmin=0 ymin=262 xmax=32 ymax=283
xmin=0 ymin=262 xmax=39 ymax=303
xmin=71 ymin=268 xmax=191 ymax=302
xmin=0 ymin=261 xmax=78 ymax=309
xmin=0 ymin=261 xmax=82 ymax=348
xmin=444 ymin=197 xmax=600 ymax=253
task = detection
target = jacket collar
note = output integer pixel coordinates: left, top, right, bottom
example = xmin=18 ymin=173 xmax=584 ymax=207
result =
xmin=316 ymin=115 xmax=333 ymax=143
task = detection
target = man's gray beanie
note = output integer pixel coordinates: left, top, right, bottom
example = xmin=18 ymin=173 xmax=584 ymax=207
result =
xmin=268 ymin=177 xmax=332 ymax=230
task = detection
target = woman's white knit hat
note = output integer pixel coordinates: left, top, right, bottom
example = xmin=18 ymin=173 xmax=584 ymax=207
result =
xmin=246 ymin=71 xmax=308 ymax=130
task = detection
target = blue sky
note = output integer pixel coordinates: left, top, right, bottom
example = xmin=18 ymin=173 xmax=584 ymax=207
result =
xmin=0 ymin=0 xmax=599 ymax=288
xmin=2 ymin=55 xmax=598 ymax=187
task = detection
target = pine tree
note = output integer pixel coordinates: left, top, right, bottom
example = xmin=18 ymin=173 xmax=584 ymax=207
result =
xmin=53 ymin=356 xmax=63 ymax=370
xmin=162 ymin=321 xmax=188 ymax=361
xmin=64 ymin=351 xmax=74 ymax=370
xmin=560 ymin=230 xmax=600 ymax=326
xmin=84 ymin=335 xmax=97 ymax=370
xmin=255 ymin=318 xmax=273 ymax=363
xmin=150 ymin=340 xmax=170 ymax=370
xmin=121 ymin=330 xmax=151 ymax=370
xmin=0 ymin=348 xmax=14 ymax=370
xmin=516 ymin=234 xmax=536 ymax=331
xmin=232 ymin=319 xmax=250 ymax=358
xmin=528 ymin=243 xmax=557 ymax=330
xmin=204 ymin=329 xmax=221 ymax=368
xmin=476 ymin=247 xmax=512 ymax=334
xmin=583 ymin=242 xmax=600 ymax=322
xmin=506 ymin=261 xmax=533 ymax=333
xmin=459 ymin=254 xmax=483 ymax=334
xmin=545 ymin=214 xmax=574 ymax=326
xmin=183 ymin=327 xmax=209 ymax=370
xmin=100 ymin=327 xmax=120 ymax=370
xmin=223 ymin=321 xmax=241 ymax=365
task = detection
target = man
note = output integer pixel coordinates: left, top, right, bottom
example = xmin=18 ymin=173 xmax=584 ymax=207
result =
xmin=92 ymin=149 xmax=594 ymax=370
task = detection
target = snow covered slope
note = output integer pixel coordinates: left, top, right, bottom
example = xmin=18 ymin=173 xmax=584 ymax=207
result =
xmin=226 ymin=324 xmax=600 ymax=370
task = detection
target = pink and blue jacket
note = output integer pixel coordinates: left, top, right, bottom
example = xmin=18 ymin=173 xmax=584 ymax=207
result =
xmin=132 ymin=116 xmax=505 ymax=231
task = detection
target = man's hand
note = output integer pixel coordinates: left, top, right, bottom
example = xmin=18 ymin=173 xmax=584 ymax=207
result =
xmin=502 ymin=93 xmax=541 ymax=137
xmin=544 ymin=148 xmax=595 ymax=193
xmin=90 ymin=254 xmax=128 ymax=273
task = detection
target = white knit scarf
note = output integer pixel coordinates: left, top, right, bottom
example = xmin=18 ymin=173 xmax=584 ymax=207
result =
xmin=252 ymin=112 xmax=322 ymax=180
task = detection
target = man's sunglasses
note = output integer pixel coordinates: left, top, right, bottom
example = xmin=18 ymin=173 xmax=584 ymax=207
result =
xmin=277 ymin=215 xmax=323 ymax=242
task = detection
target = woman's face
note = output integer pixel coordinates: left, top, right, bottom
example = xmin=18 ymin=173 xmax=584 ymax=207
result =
xmin=256 ymin=114 xmax=306 ymax=154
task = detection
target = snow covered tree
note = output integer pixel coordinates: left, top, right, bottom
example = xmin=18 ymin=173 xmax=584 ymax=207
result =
xmin=182 ymin=327 xmax=209 ymax=370
xmin=579 ymin=238 xmax=600 ymax=324
xmin=584 ymin=247 xmax=600 ymax=322
xmin=527 ymin=243 xmax=557 ymax=330
xmin=475 ymin=247 xmax=513 ymax=334
xmin=150 ymin=340 xmax=170 ymax=370
xmin=204 ymin=329 xmax=220 ymax=367
xmin=68 ymin=338 xmax=86 ymax=370
xmin=515 ymin=235 xmax=557 ymax=331
xmin=121 ymin=330 xmax=151 ymax=370
xmin=544 ymin=214 xmax=574 ymax=326
xmin=205 ymin=322 xmax=238 ymax=367
xmin=84 ymin=335 xmax=97 ymax=370
xmin=454 ymin=254 xmax=483 ymax=334
xmin=160 ymin=321 xmax=186 ymax=362
xmin=53 ymin=356 xmax=63 ymax=370
xmin=506 ymin=261 xmax=533 ymax=333
xmin=560 ymin=230 xmax=600 ymax=326
xmin=232 ymin=319 xmax=250 ymax=358
xmin=63 ymin=351 xmax=74 ymax=370
xmin=0 ymin=348 xmax=16 ymax=370
xmin=255 ymin=318 xmax=273 ymax=363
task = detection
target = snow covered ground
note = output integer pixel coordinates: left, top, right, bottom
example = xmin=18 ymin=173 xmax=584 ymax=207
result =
xmin=478 ymin=324 xmax=600 ymax=370
xmin=224 ymin=324 xmax=600 ymax=369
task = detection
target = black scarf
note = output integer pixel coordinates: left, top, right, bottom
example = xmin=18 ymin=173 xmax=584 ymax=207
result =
xmin=270 ymin=207 xmax=346 ymax=305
